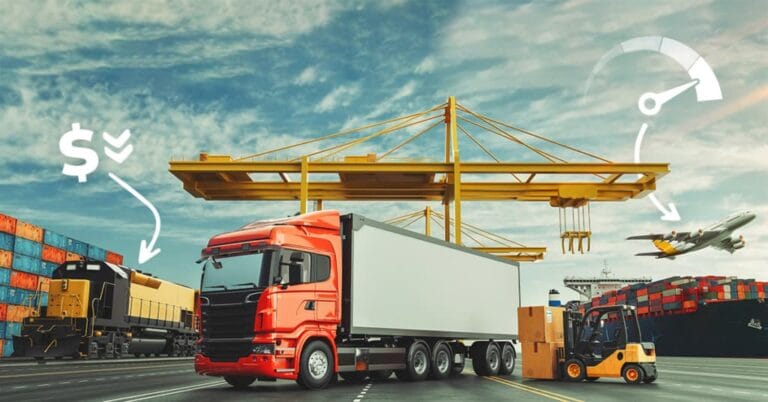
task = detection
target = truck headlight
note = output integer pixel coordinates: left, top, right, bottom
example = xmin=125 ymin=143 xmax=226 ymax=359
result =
xmin=252 ymin=343 xmax=275 ymax=355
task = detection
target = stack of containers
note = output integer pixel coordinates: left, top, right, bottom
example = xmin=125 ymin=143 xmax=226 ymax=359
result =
xmin=582 ymin=275 xmax=768 ymax=321
xmin=0 ymin=212 xmax=124 ymax=358
xmin=518 ymin=306 xmax=565 ymax=379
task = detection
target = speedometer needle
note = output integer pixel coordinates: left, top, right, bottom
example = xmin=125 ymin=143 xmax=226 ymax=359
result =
xmin=638 ymin=79 xmax=699 ymax=116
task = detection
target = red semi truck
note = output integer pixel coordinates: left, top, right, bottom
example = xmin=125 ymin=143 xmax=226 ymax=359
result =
xmin=195 ymin=211 xmax=520 ymax=389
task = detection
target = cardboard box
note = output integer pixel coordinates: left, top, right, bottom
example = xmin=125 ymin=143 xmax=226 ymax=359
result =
xmin=517 ymin=306 xmax=564 ymax=343
xmin=521 ymin=341 xmax=563 ymax=380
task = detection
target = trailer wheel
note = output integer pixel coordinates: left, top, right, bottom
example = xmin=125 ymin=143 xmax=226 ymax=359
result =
xmin=297 ymin=340 xmax=334 ymax=389
xmin=224 ymin=376 xmax=255 ymax=389
xmin=564 ymin=358 xmax=585 ymax=382
xmin=429 ymin=343 xmax=452 ymax=380
xmin=395 ymin=342 xmax=430 ymax=381
xmin=471 ymin=342 xmax=500 ymax=376
xmin=622 ymin=364 xmax=644 ymax=384
xmin=498 ymin=343 xmax=515 ymax=375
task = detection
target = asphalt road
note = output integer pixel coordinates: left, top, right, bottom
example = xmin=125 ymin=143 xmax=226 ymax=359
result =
xmin=0 ymin=356 xmax=766 ymax=401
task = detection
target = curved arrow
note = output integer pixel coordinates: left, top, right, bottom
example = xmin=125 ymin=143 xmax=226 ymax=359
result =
xmin=635 ymin=123 xmax=681 ymax=221
xmin=108 ymin=172 xmax=162 ymax=263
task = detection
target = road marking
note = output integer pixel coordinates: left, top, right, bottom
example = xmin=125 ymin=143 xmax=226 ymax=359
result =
xmin=662 ymin=369 xmax=768 ymax=382
xmin=487 ymin=377 xmax=583 ymax=402
xmin=0 ymin=363 xmax=189 ymax=379
xmin=37 ymin=383 xmax=51 ymax=387
xmin=12 ymin=385 xmax=27 ymax=389
xmin=102 ymin=381 xmax=224 ymax=402
xmin=352 ymin=382 xmax=372 ymax=402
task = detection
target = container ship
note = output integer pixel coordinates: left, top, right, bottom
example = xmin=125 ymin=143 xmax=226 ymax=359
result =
xmin=579 ymin=276 xmax=768 ymax=357
xmin=0 ymin=212 xmax=123 ymax=358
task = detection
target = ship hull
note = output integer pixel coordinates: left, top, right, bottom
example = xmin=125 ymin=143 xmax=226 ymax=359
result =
xmin=638 ymin=299 xmax=768 ymax=357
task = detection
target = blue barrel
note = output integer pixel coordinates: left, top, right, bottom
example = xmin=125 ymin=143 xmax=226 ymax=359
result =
xmin=0 ymin=232 xmax=14 ymax=252
xmin=43 ymin=230 xmax=68 ymax=249
xmin=0 ymin=268 xmax=9 ymax=285
xmin=87 ymin=245 xmax=107 ymax=261
xmin=13 ymin=237 xmax=42 ymax=259
xmin=12 ymin=254 xmax=41 ymax=274
xmin=66 ymin=238 xmax=88 ymax=255
xmin=548 ymin=289 xmax=562 ymax=307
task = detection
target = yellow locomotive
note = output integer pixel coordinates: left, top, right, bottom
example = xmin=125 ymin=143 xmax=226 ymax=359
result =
xmin=13 ymin=260 xmax=198 ymax=359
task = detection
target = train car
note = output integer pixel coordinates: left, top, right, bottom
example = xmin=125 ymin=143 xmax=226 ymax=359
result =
xmin=12 ymin=259 xmax=198 ymax=359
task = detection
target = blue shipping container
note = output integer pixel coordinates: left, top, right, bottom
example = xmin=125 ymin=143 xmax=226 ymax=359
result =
xmin=41 ymin=261 xmax=58 ymax=277
xmin=2 ymin=339 xmax=13 ymax=357
xmin=40 ymin=292 xmax=48 ymax=306
xmin=4 ymin=322 xmax=21 ymax=340
xmin=0 ymin=232 xmax=13 ymax=252
xmin=0 ymin=322 xmax=4 ymax=339
xmin=43 ymin=230 xmax=68 ymax=249
xmin=0 ymin=268 xmax=9 ymax=285
xmin=13 ymin=237 xmax=42 ymax=259
xmin=12 ymin=254 xmax=41 ymax=274
xmin=8 ymin=287 xmax=30 ymax=305
xmin=66 ymin=238 xmax=88 ymax=255
xmin=87 ymin=245 xmax=107 ymax=261
xmin=0 ymin=285 xmax=7 ymax=303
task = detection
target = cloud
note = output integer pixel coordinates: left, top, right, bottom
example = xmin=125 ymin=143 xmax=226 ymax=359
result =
xmin=294 ymin=66 xmax=320 ymax=86
xmin=314 ymin=83 xmax=362 ymax=112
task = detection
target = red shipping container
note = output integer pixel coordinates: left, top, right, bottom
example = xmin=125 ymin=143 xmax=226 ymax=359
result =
xmin=649 ymin=293 xmax=662 ymax=300
xmin=106 ymin=251 xmax=124 ymax=265
xmin=682 ymin=300 xmax=697 ymax=310
xmin=637 ymin=288 xmax=648 ymax=296
xmin=0 ymin=250 xmax=11 ymax=269
xmin=637 ymin=306 xmax=649 ymax=315
xmin=0 ymin=213 xmax=16 ymax=234
xmin=0 ymin=303 xmax=6 ymax=321
xmin=66 ymin=252 xmax=83 ymax=261
xmin=15 ymin=221 xmax=43 ymax=242
xmin=10 ymin=270 xmax=38 ymax=291
xmin=42 ymin=245 xmax=67 ymax=264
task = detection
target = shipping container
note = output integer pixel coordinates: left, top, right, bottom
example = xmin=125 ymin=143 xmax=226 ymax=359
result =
xmin=0 ymin=232 xmax=14 ymax=252
xmin=41 ymin=245 xmax=66 ymax=264
xmin=0 ymin=250 xmax=11 ymax=269
xmin=6 ymin=305 xmax=34 ymax=322
xmin=4 ymin=321 xmax=21 ymax=339
xmin=10 ymin=271 xmax=38 ymax=291
xmin=11 ymin=254 xmax=40 ymax=274
xmin=0 ymin=304 xmax=6 ymax=321
xmin=0 ymin=286 xmax=7 ymax=303
xmin=40 ymin=261 xmax=57 ymax=277
xmin=2 ymin=338 xmax=13 ymax=357
xmin=40 ymin=292 xmax=48 ymax=306
xmin=7 ymin=288 xmax=31 ymax=306
xmin=0 ymin=213 xmax=17 ymax=235
xmin=43 ymin=230 xmax=68 ymax=249
xmin=65 ymin=252 xmax=83 ymax=262
xmin=38 ymin=277 xmax=50 ymax=293
xmin=0 ymin=339 xmax=3 ymax=357
xmin=87 ymin=245 xmax=107 ymax=261
xmin=13 ymin=237 xmax=42 ymax=259
xmin=0 ymin=324 xmax=4 ymax=339
xmin=66 ymin=238 xmax=88 ymax=255
xmin=106 ymin=251 xmax=123 ymax=265
xmin=0 ymin=268 xmax=8 ymax=285
xmin=15 ymin=221 xmax=43 ymax=243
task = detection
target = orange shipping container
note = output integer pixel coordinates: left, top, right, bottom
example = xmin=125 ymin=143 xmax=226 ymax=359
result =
xmin=10 ymin=270 xmax=38 ymax=291
xmin=0 ymin=303 xmax=6 ymax=320
xmin=15 ymin=221 xmax=43 ymax=242
xmin=682 ymin=300 xmax=697 ymax=309
xmin=42 ymin=245 xmax=67 ymax=264
xmin=0 ymin=340 xmax=4 ymax=357
xmin=66 ymin=252 xmax=83 ymax=262
xmin=106 ymin=251 xmax=124 ymax=265
xmin=0 ymin=249 xmax=11 ymax=268
xmin=7 ymin=305 xmax=35 ymax=322
xmin=0 ymin=213 xmax=16 ymax=234
xmin=38 ymin=277 xmax=50 ymax=293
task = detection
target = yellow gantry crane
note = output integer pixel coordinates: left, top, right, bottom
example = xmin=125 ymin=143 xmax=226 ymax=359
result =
xmin=169 ymin=96 xmax=669 ymax=253
xmin=386 ymin=206 xmax=546 ymax=262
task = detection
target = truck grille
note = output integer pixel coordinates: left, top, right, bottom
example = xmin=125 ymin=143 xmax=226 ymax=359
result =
xmin=201 ymin=290 xmax=260 ymax=361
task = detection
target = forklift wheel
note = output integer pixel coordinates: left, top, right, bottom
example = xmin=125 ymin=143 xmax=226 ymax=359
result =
xmin=622 ymin=364 xmax=644 ymax=384
xmin=564 ymin=359 xmax=585 ymax=382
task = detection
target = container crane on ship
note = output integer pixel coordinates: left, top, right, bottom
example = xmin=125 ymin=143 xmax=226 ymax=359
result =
xmin=169 ymin=96 xmax=670 ymax=256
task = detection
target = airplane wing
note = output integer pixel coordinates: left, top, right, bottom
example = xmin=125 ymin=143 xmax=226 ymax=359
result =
xmin=712 ymin=237 xmax=745 ymax=253
xmin=626 ymin=234 xmax=664 ymax=240
xmin=677 ymin=230 xmax=721 ymax=244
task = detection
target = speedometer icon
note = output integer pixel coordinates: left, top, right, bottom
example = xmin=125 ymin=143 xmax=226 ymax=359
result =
xmin=584 ymin=36 xmax=723 ymax=116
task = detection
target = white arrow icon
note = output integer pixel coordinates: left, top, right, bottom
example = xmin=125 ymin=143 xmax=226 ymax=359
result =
xmin=635 ymin=123 xmax=681 ymax=221
xmin=103 ymin=129 xmax=134 ymax=164
xmin=108 ymin=172 xmax=162 ymax=264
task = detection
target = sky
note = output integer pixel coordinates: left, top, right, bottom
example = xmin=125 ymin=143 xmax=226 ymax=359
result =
xmin=0 ymin=0 xmax=766 ymax=305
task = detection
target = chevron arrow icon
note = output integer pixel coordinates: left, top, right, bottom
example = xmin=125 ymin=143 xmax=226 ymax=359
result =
xmin=103 ymin=129 xmax=134 ymax=164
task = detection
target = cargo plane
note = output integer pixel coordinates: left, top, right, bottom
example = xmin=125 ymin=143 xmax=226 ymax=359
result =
xmin=627 ymin=211 xmax=756 ymax=259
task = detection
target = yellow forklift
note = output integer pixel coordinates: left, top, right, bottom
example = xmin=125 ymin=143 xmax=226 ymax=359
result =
xmin=561 ymin=304 xmax=657 ymax=384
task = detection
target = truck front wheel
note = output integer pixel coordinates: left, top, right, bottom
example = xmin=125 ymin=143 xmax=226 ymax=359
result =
xmin=298 ymin=340 xmax=334 ymax=389
xmin=395 ymin=342 xmax=430 ymax=381
xmin=225 ymin=376 xmax=255 ymax=389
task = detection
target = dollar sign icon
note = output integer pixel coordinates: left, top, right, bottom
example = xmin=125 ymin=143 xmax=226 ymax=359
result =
xmin=60 ymin=123 xmax=100 ymax=183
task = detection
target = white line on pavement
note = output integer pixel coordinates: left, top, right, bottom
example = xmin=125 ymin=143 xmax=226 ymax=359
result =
xmin=662 ymin=369 xmax=768 ymax=382
xmin=102 ymin=381 xmax=224 ymax=402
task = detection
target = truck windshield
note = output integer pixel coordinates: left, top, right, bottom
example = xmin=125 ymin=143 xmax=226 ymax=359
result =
xmin=201 ymin=250 xmax=273 ymax=291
